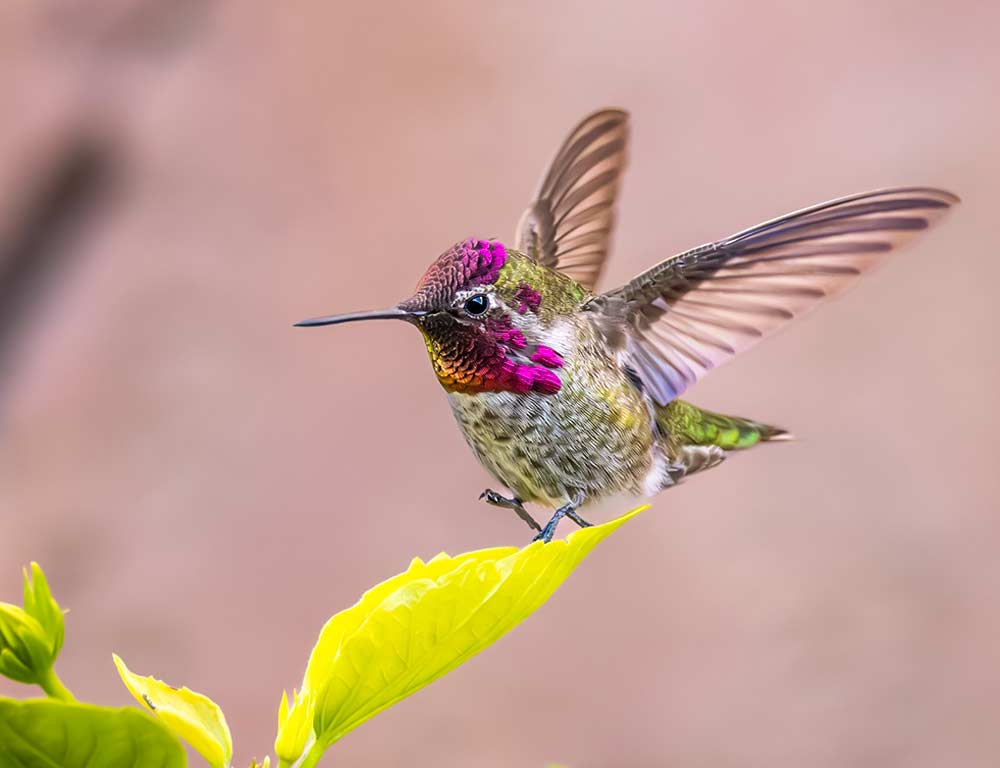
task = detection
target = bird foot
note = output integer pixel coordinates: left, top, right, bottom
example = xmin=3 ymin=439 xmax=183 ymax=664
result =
xmin=479 ymin=489 xmax=541 ymax=532
xmin=532 ymin=496 xmax=591 ymax=543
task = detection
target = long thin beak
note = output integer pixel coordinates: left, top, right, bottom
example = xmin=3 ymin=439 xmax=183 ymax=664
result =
xmin=293 ymin=307 xmax=426 ymax=328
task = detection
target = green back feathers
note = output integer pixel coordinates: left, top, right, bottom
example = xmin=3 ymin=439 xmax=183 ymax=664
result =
xmin=657 ymin=400 xmax=789 ymax=451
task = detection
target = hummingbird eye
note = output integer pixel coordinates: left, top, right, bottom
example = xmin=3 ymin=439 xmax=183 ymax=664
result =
xmin=463 ymin=294 xmax=490 ymax=317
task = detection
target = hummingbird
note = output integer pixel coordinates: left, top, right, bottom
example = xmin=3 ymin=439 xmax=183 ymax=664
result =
xmin=296 ymin=109 xmax=957 ymax=542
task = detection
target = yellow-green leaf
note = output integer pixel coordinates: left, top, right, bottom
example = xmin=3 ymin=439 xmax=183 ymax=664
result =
xmin=0 ymin=697 xmax=185 ymax=768
xmin=113 ymin=654 xmax=232 ymax=768
xmin=277 ymin=507 xmax=644 ymax=766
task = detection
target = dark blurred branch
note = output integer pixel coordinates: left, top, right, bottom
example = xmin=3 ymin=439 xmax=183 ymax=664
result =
xmin=0 ymin=140 xmax=117 ymax=394
xmin=0 ymin=0 xmax=213 ymax=405
xmin=47 ymin=0 xmax=213 ymax=59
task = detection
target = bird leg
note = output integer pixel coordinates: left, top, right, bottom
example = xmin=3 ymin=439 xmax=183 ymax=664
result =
xmin=479 ymin=489 xmax=541 ymax=532
xmin=533 ymin=494 xmax=590 ymax=543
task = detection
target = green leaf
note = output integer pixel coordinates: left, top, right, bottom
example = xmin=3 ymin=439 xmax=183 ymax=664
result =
xmin=113 ymin=654 xmax=233 ymax=768
xmin=0 ymin=697 xmax=185 ymax=768
xmin=277 ymin=507 xmax=645 ymax=766
xmin=22 ymin=562 xmax=65 ymax=659
xmin=0 ymin=604 xmax=52 ymax=685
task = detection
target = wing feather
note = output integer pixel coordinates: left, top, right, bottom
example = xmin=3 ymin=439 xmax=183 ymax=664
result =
xmin=515 ymin=109 xmax=629 ymax=290
xmin=596 ymin=187 xmax=958 ymax=405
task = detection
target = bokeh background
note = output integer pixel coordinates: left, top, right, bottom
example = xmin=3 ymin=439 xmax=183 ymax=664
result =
xmin=2 ymin=2 xmax=998 ymax=766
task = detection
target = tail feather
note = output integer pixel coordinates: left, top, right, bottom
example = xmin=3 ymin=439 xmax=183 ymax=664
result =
xmin=657 ymin=399 xmax=790 ymax=452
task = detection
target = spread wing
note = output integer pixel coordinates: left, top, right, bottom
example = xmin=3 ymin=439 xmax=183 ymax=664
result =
xmin=596 ymin=187 xmax=959 ymax=405
xmin=515 ymin=109 xmax=629 ymax=291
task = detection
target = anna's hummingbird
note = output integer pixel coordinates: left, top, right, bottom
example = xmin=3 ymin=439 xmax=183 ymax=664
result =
xmin=297 ymin=109 xmax=957 ymax=541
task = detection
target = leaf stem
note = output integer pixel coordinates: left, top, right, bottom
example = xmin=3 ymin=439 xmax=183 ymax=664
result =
xmin=38 ymin=667 xmax=77 ymax=702
xmin=295 ymin=743 xmax=326 ymax=768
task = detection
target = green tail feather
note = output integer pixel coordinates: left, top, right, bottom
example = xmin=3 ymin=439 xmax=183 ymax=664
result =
xmin=656 ymin=399 xmax=790 ymax=451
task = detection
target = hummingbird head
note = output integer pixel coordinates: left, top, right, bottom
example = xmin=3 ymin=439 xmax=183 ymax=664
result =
xmin=296 ymin=238 xmax=573 ymax=395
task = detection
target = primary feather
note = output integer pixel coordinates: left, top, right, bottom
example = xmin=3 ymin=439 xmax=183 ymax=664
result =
xmin=591 ymin=187 xmax=959 ymax=404
xmin=516 ymin=109 xmax=629 ymax=291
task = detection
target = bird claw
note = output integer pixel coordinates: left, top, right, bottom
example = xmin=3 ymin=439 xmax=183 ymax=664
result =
xmin=532 ymin=495 xmax=591 ymax=543
xmin=532 ymin=513 xmax=565 ymax=543
xmin=479 ymin=489 xmax=542 ymax=532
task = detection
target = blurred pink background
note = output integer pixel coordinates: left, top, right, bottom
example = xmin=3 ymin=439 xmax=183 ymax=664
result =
xmin=2 ymin=2 xmax=998 ymax=766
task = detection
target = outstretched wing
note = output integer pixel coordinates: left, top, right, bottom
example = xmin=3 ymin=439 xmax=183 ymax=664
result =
xmin=596 ymin=187 xmax=959 ymax=405
xmin=515 ymin=109 xmax=629 ymax=291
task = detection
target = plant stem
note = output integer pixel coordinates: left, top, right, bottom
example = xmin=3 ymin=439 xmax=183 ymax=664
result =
xmin=38 ymin=667 xmax=77 ymax=702
xmin=296 ymin=743 xmax=326 ymax=768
